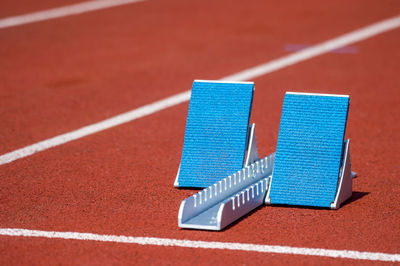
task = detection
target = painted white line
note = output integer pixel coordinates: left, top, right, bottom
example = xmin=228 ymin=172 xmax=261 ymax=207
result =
xmin=220 ymin=15 xmax=400 ymax=81
xmin=0 ymin=0 xmax=145 ymax=29
xmin=0 ymin=91 xmax=190 ymax=165
xmin=286 ymin=92 xmax=349 ymax=98
xmin=1 ymin=15 xmax=400 ymax=165
xmin=194 ymin=79 xmax=254 ymax=84
xmin=0 ymin=228 xmax=399 ymax=262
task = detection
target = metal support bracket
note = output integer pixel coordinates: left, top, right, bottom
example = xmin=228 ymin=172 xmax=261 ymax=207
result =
xmin=330 ymin=139 xmax=354 ymax=209
xmin=244 ymin=123 xmax=260 ymax=166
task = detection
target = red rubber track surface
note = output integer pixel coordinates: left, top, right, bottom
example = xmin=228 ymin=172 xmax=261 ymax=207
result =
xmin=0 ymin=0 xmax=87 ymax=17
xmin=0 ymin=0 xmax=399 ymax=264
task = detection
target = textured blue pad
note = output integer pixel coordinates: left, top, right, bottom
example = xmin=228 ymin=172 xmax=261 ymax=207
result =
xmin=269 ymin=92 xmax=349 ymax=207
xmin=178 ymin=81 xmax=254 ymax=188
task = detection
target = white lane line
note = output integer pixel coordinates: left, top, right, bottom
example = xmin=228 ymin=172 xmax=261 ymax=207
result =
xmin=0 ymin=91 xmax=190 ymax=165
xmin=221 ymin=15 xmax=400 ymax=81
xmin=0 ymin=0 xmax=145 ymax=29
xmin=1 ymin=15 xmax=400 ymax=165
xmin=0 ymin=228 xmax=399 ymax=262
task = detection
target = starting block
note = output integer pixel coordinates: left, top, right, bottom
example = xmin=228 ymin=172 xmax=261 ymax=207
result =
xmin=177 ymin=87 xmax=355 ymax=230
xmin=174 ymin=80 xmax=259 ymax=188
xmin=266 ymin=92 xmax=353 ymax=208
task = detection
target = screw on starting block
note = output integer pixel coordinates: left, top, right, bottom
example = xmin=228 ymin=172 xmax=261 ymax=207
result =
xmin=176 ymin=85 xmax=356 ymax=231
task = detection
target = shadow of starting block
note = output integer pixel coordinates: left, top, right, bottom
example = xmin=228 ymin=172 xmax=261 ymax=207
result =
xmin=174 ymin=80 xmax=258 ymax=188
xmin=177 ymin=89 xmax=355 ymax=230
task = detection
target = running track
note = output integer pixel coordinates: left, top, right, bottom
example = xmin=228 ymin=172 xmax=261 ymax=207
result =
xmin=0 ymin=0 xmax=399 ymax=264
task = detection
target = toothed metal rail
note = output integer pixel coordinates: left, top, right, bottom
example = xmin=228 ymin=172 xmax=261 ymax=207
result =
xmin=178 ymin=153 xmax=275 ymax=230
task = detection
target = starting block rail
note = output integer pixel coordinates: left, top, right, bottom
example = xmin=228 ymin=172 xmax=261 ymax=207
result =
xmin=179 ymin=153 xmax=275 ymax=230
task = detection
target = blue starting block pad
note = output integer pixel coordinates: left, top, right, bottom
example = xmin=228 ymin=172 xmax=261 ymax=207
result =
xmin=175 ymin=80 xmax=255 ymax=188
xmin=266 ymin=92 xmax=350 ymax=208
xmin=177 ymin=89 xmax=355 ymax=231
